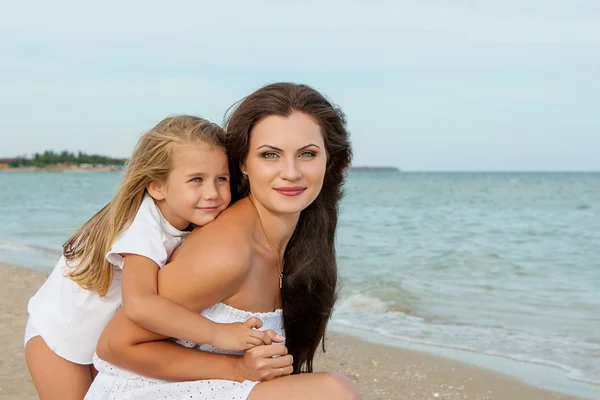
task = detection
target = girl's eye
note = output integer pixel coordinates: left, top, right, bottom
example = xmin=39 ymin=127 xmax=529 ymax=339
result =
xmin=216 ymin=176 xmax=229 ymax=182
xmin=300 ymin=151 xmax=316 ymax=158
xmin=261 ymin=152 xmax=278 ymax=159
xmin=190 ymin=177 xmax=202 ymax=183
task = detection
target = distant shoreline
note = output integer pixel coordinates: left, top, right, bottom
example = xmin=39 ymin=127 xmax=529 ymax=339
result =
xmin=2 ymin=166 xmax=401 ymax=173
xmin=0 ymin=165 xmax=120 ymax=172
xmin=3 ymin=168 xmax=598 ymax=174
xmin=350 ymin=166 xmax=400 ymax=172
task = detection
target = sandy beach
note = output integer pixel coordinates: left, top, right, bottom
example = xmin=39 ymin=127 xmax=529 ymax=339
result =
xmin=0 ymin=262 xmax=585 ymax=400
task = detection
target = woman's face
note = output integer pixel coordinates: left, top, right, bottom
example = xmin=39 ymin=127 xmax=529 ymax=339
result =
xmin=243 ymin=111 xmax=327 ymax=215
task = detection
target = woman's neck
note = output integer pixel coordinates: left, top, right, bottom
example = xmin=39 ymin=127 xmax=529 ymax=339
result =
xmin=247 ymin=195 xmax=300 ymax=259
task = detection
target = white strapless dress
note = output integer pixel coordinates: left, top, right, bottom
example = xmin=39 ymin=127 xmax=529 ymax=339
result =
xmin=85 ymin=302 xmax=284 ymax=400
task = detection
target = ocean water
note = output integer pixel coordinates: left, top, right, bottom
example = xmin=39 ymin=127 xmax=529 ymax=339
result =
xmin=1 ymin=171 xmax=599 ymax=393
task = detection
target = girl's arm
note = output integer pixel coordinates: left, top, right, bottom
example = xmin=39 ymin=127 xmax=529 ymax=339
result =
xmin=97 ymin=309 xmax=292 ymax=382
xmin=121 ymin=254 xmax=268 ymax=350
xmin=97 ymin=230 xmax=291 ymax=381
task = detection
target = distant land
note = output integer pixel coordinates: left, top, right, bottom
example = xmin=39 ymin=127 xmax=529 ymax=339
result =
xmin=350 ymin=166 xmax=401 ymax=172
xmin=1 ymin=151 xmax=400 ymax=173
xmin=0 ymin=150 xmax=125 ymax=172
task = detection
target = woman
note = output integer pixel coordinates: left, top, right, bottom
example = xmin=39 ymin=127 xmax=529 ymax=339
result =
xmin=86 ymin=82 xmax=358 ymax=399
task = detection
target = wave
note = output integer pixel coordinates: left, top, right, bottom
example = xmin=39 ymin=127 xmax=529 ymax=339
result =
xmin=0 ymin=240 xmax=61 ymax=260
xmin=332 ymin=293 xmax=600 ymax=387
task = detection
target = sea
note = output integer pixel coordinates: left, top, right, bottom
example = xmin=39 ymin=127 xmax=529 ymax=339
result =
xmin=1 ymin=171 xmax=599 ymax=398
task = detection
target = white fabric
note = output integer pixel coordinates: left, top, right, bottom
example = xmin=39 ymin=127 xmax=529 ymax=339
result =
xmin=85 ymin=302 xmax=284 ymax=400
xmin=23 ymin=317 xmax=39 ymax=347
xmin=25 ymin=194 xmax=189 ymax=364
xmin=106 ymin=193 xmax=189 ymax=269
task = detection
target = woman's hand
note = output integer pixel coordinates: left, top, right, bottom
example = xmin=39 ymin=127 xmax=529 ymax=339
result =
xmin=233 ymin=343 xmax=294 ymax=382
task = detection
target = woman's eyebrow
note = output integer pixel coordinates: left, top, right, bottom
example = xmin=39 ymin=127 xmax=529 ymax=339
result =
xmin=256 ymin=144 xmax=321 ymax=151
xmin=298 ymin=144 xmax=321 ymax=150
xmin=256 ymin=144 xmax=282 ymax=151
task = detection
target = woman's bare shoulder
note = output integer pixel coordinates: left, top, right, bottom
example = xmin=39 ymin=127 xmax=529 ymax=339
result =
xmin=172 ymin=199 xmax=254 ymax=264
xmin=157 ymin=202 xmax=258 ymax=309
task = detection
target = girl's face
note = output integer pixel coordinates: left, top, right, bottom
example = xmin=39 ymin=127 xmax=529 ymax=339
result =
xmin=243 ymin=111 xmax=327 ymax=216
xmin=149 ymin=141 xmax=231 ymax=230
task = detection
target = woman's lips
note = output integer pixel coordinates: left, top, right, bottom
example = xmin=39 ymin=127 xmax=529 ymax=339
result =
xmin=274 ymin=186 xmax=306 ymax=197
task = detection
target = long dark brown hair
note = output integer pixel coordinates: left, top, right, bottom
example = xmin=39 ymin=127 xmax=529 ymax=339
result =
xmin=224 ymin=83 xmax=352 ymax=373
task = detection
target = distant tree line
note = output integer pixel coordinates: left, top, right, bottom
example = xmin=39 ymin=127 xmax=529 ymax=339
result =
xmin=9 ymin=150 xmax=128 ymax=167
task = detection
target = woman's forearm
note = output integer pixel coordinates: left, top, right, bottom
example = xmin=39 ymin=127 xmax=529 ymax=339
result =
xmin=96 ymin=308 xmax=242 ymax=382
xmin=100 ymin=339 xmax=241 ymax=382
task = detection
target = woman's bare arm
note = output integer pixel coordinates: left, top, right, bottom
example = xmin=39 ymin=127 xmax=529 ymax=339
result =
xmin=96 ymin=227 xmax=293 ymax=381
xmin=98 ymin=310 xmax=292 ymax=382
xmin=97 ymin=309 xmax=241 ymax=381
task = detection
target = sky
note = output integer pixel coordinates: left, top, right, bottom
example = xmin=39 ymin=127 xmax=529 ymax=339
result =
xmin=1 ymin=1 xmax=599 ymax=171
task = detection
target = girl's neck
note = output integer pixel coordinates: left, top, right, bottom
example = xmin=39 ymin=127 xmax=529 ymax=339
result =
xmin=154 ymin=198 xmax=189 ymax=231
xmin=247 ymin=195 xmax=300 ymax=259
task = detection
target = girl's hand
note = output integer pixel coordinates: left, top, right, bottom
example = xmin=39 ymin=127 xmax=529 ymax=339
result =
xmin=211 ymin=317 xmax=285 ymax=351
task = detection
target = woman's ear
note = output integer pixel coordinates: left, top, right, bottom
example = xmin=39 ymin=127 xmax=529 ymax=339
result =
xmin=239 ymin=162 xmax=247 ymax=175
xmin=146 ymin=180 xmax=166 ymax=201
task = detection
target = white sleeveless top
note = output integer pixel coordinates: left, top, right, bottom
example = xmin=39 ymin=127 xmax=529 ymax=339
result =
xmin=85 ymin=302 xmax=284 ymax=400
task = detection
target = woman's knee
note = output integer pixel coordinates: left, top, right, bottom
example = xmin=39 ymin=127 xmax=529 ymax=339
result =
xmin=321 ymin=371 xmax=360 ymax=400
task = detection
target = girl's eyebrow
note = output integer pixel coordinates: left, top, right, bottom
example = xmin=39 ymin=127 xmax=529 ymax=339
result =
xmin=185 ymin=171 xmax=208 ymax=177
xmin=256 ymin=144 xmax=321 ymax=151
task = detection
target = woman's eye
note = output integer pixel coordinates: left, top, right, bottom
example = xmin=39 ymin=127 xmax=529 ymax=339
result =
xmin=300 ymin=151 xmax=316 ymax=158
xmin=261 ymin=152 xmax=278 ymax=159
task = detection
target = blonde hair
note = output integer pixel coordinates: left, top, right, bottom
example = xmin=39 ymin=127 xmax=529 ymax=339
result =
xmin=64 ymin=115 xmax=225 ymax=297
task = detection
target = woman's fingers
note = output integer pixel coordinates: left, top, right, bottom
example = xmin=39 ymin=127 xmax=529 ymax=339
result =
xmin=270 ymin=354 xmax=293 ymax=369
xmin=274 ymin=365 xmax=294 ymax=379
xmin=261 ymin=355 xmax=294 ymax=381
xmin=240 ymin=344 xmax=293 ymax=381
xmin=250 ymin=343 xmax=288 ymax=358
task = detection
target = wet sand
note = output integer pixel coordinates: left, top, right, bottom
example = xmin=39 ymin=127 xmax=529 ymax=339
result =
xmin=0 ymin=262 xmax=585 ymax=400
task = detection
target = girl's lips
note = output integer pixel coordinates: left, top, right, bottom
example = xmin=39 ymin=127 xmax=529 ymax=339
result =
xmin=274 ymin=187 xmax=306 ymax=197
xmin=198 ymin=206 xmax=221 ymax=211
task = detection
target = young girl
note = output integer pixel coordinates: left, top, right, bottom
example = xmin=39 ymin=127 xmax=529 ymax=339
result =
xmin=24 ymin=115 xmax=281 ymax=399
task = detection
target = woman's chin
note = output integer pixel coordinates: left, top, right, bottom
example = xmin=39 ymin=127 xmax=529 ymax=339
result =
xmin=263 ymin=191 xmax=316 ymax=213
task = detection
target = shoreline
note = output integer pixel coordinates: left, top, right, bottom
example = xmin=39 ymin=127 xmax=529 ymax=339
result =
xmin=0 ymin=261 xmax=590 ymax=400
xmin=0 ymin=166 xmax=119 ymax=172
xmin=326 ymin=323 xmax=600 ymax=399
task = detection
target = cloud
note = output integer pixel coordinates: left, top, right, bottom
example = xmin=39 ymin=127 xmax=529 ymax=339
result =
xmin=2 ymin=1 xmax=599 ymax=75
xmin=0 ymin=1 xmax=598 ymax=169
xmin=2 ymin=0 xmax=600 ymax=41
